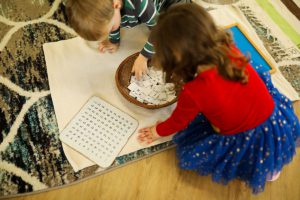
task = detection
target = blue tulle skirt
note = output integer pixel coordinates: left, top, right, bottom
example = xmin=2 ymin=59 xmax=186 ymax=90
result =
xmin=173 ymin=71 xmax=300 ymax=193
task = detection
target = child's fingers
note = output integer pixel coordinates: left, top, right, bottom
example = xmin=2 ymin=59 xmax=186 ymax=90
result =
xmin=138 ymin=127 xmax=150 ymax=132
xmin=138 ymin=128 xmax=145 ymax=133
xmin=139 ymin=137 xmax=151 ymax=144
xmin=99 ymin=44 xmax=114 ymax=53
xmin=138 ymin=133 xmax=151 ymax=140
xmin=135 ymin=73 xmax=140 ymax=80
xmin=143 ymin=70 xmax=148 ymax=77
xmin=147 ymin=139 xmax=154 ymax=144
xmin=137 ymin=130 xmax=145 ymax=135
xmin=107 ymin=46 xmax=118 ymax=53
xmin=98 ymin=43 xmax=104 ymax=51
xmin=142 ymin=66 xmax=148 ymax=74
xmin=98 ymin=46 xmax=106 ymax=53
xmin=137 ymin=131 xmax=149 ymax=139
xmin=137 ymin=133 xmax=152 ymax=144
xmin=131 ymin=65 xmax=135 ymax=73
xmin=137 ymin=132 xmax=146 ymax=139
xmin=138 ymin=132 xmax=154 ymax=143
xmin=98 ymin=44 xmax=103 ymax=49
xmin=108 ymin=49 xmax=116 ymax=53
xmin=132 ymin=67 xmax=141 ymax=80
xmin=107 ymin=48 xmax=115 ymax=53
xmin=137 ymin=137 xmax=145 ymax=143
xmin=137 ymin=136 xmax=145 ymax=142
xmin=135 ymin=70 xmax=143 ymax=80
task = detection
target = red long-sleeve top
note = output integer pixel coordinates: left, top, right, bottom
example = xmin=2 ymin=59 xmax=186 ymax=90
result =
xmin=156 ymin=47 xmax=275 ymax=136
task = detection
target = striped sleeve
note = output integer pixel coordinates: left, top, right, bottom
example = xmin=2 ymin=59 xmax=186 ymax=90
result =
xmin=108 ymin=27 xmax=121 ymax=44
xmin=136 ymin=0 xmax=159 ymax=58
xmin=141 ymin=41 xmax=155 ymax=59
xmin=137 ymin=0 xmax=158 ymax=27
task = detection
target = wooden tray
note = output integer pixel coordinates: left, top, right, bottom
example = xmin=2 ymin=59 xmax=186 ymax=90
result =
xmin=115 ymin=52 xmax=177 ymax=109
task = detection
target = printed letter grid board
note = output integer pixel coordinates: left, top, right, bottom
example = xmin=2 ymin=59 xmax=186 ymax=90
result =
xmin=59 ymin=96 xmax=139 ymax=168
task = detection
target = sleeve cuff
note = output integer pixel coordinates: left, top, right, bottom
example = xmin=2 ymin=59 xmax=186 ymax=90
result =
xmin=109 ymin=27 xmax=120 ymax=44
xmin=140 ymin=48 xmax=154 ymax=59
xmin=156 ymin=122 xmax=175 ymax=136
xmin=109 ymin=38 xmax=120 ymax=44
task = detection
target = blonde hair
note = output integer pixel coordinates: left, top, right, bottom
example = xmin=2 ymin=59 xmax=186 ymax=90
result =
xmin=66 ymin=0 xmax=114 ymax=41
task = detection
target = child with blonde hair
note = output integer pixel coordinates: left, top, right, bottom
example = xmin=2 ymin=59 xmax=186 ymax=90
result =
xmin=137 ymin=4 xmax=300 ymax=193
xmin=66 ymin=0 xmax=189 ymax=79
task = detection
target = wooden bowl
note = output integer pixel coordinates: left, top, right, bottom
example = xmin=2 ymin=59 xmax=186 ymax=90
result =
xmin=115 ymin=52 xmax=177 ymax=109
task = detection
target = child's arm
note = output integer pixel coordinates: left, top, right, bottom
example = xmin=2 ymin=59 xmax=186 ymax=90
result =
xmin=98 ymin=28 xmax=121 ymax=53
xmin=137 ymin=0 xmax=158 ymax=58
xmin=98 ymin=28 xmax=120 ymax=53
xmin=137 ymin=88 xmax=200 ymax=144
xmin=156 ymin=89 xmax=200 ymax=136
xmin=132 ymin=0 xmax=158 ymax=79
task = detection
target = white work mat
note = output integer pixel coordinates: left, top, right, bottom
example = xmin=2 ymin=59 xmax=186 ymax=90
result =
xmin=59 ymin=96 xmax=138 ymax=168
xmin=43 ymin=7 xmax=299 ymax=172
xmin=44 ymin=25 xmax=175 ymax=172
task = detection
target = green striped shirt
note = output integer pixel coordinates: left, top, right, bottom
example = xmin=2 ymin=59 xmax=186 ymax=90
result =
xmin=109 ymin=0 xmax=166 ymax=58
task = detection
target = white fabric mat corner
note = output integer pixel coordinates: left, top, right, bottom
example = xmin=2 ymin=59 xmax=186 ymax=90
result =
xmin=43 ymin=7 xmax=299 ymax=172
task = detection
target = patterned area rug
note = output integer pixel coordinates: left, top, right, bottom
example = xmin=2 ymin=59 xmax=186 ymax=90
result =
xmin=0 ymin=0 xmax=300 ymax=198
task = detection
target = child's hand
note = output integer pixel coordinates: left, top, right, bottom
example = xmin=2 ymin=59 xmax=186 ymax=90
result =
xmin=131 ymin=54 xmax=148 ymax=80
xmin=98 ymin=40 xmax=120 ymax=53
xmin=137 ymin=125 xmax=161 ymax=144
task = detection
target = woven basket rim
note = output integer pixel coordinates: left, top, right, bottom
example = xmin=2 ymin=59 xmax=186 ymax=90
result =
xmin=115 ymin=52 xmax=177 ymax=109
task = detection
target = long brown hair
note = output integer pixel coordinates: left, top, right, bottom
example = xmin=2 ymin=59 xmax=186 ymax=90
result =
xmin=66 ymin=0 xmax=114 ymax=41
xmin=152 ymin=4 xmax=249 ymax=90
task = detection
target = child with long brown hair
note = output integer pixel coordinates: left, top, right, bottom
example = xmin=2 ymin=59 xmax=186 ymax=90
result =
xmin=137 ymin=4 xmax=300 ymax=193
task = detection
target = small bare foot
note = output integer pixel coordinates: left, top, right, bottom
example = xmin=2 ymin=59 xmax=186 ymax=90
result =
xmin=267 ymin=171 xmax=281 ymax=182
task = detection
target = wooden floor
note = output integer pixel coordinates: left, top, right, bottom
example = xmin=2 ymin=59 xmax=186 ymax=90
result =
xmin=10 ymin=101 xmax=300 ymax=200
